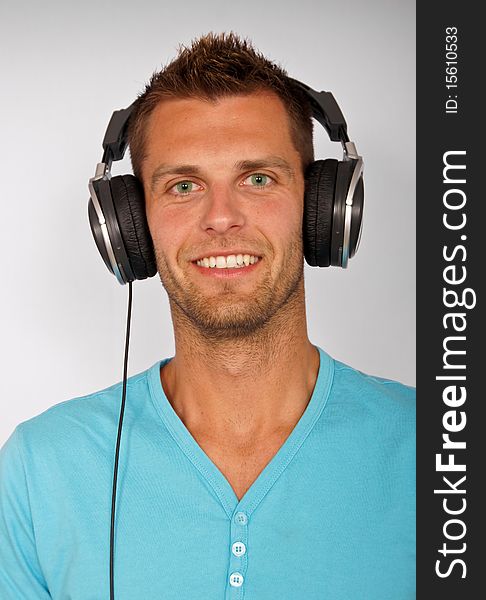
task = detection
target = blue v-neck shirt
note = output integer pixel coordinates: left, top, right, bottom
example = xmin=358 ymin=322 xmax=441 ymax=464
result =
xmin=0 ymin=346 xmax=415 ymax=599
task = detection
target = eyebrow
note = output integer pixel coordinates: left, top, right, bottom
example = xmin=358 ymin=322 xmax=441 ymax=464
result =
xmin=151 ymin=164 xmax=201 ymax=192
xmin=150 ymin=155 xmax=295 ymax=192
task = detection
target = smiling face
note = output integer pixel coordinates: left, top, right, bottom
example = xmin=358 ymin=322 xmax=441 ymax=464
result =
xmin=141 ymin=91 xmax=306 ymax=339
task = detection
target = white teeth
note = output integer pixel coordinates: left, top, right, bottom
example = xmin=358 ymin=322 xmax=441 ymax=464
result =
xmin=195 ymin=254 xmax=260 ymax=269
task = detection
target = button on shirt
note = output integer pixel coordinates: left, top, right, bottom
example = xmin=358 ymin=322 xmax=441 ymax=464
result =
xmin=232 ymin=542 xmax=246 ymax=557
xmin=0 ymin=346 xmax=416 ymax=599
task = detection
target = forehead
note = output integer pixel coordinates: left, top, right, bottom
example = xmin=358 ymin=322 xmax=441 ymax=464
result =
xmin=142 ymin=91 xmax=297 ymax=168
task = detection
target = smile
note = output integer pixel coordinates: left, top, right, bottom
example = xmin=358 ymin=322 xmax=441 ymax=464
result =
xmin=195 ymin=254 xmax=260 ymax=269
xmin=191 ymin=254 xmax=262 ymax=278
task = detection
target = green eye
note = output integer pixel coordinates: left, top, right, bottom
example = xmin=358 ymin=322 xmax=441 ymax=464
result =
xmin=249 ymin=173 xmax=269 ymax=186
xmin=174 ymin=181 xmax=194 ymax=194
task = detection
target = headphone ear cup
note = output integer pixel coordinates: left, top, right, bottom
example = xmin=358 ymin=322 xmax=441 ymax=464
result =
xmin=303 ymin=159 xmax=338 ymax=267
xmin=109 ymin=175 xmax=158 ymax=281
xmin=330 ymin=160 xmax=364 ymax=267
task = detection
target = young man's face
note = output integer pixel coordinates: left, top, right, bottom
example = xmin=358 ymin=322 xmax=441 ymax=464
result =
xmin=141 ymin=91 xmax=306 ymax=339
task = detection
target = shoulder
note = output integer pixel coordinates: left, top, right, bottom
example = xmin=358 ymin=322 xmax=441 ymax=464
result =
xmin=4 ymin=363 xmax=158 ymax=462
xmin=326 ymin=356 xmax=415 ymax=432
xmin=314 ymin=355 xmax=416 ymax=480
xmin=332 ymin=357 xmax=415 ymax=404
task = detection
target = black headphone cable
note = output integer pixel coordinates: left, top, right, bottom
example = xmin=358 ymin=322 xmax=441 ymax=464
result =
xmin=109 ymin=280 xmax=133 ymax=600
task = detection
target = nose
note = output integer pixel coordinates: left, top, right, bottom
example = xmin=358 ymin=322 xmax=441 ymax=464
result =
xmin=199 ymin=183 xmax=245 ymax=235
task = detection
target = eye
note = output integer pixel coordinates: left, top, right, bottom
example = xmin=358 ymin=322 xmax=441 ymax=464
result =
xmin=241 ymin=173 xmax=274 ymax=188
xmin=169 ymin=180 xmax=203 ymax=196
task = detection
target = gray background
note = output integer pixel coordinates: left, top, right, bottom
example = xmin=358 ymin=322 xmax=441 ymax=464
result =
xmin=0 ymin=0 xmax=415 ymax=446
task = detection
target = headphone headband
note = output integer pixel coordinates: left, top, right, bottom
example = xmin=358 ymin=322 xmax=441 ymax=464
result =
xmin=99 ymin=78 xmax=354 ymax=167
xmin=101 ymin=104 xmax=135 ymax=166
xmin=287 ymin=78 xmax=349 ymax=143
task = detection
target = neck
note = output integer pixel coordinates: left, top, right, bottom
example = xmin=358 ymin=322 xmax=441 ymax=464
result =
xmin=160 ymin=282 xmax=320 ymax=444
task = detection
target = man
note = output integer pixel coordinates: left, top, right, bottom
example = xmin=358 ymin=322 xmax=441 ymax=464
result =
xmin=0 ymin=33 xmax=415 ymax=599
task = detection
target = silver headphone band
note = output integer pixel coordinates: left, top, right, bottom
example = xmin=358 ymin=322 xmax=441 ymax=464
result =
xmin=89 ymin=163 xmax=127 ymax=285
xmin=341 ymin=154 xmax=364 ymax=268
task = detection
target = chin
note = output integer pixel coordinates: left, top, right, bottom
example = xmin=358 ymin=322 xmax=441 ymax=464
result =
xmin=181 ymin=297 xmax=274 ymax=340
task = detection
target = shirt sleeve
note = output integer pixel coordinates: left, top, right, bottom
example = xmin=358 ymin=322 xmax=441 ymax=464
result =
xmin=0 ymin=426 xmax=52 ymax=599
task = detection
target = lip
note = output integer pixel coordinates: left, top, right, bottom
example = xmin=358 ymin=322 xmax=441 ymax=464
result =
xmin=191 ymin=257 xmax=262 ymax=278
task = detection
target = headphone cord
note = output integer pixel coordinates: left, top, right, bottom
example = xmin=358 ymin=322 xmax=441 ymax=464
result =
xmin=110 ymin=280 xmax=133 ymax=600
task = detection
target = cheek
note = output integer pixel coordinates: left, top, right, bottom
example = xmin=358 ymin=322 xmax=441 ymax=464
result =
xmin=146 ymin=205 xmax=190 ymax=262
xmin=260 ymin=196 xmax=303 ymax=241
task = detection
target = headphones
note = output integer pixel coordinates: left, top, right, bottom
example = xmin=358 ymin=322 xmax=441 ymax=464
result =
xmin=88 ymin=78 xmax=364 ymax=284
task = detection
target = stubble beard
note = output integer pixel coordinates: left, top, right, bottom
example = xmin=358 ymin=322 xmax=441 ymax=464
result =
xmin=154 ymin=236 xmax=305 ymax=342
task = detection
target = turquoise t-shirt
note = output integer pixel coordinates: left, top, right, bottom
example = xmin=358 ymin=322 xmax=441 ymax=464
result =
xmin=0 ymin=346 xmax=415 ymax=599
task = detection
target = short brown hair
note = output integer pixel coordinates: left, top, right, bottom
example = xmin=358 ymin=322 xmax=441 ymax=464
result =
xmin=127 ymin=32 xmax=314 ymax=182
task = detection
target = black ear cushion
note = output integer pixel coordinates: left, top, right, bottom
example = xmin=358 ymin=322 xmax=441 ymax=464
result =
xmin=303 ymin=159 xmax=338 ymax=267
xmin=109 ymin=175 xmax=157 ymax=280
